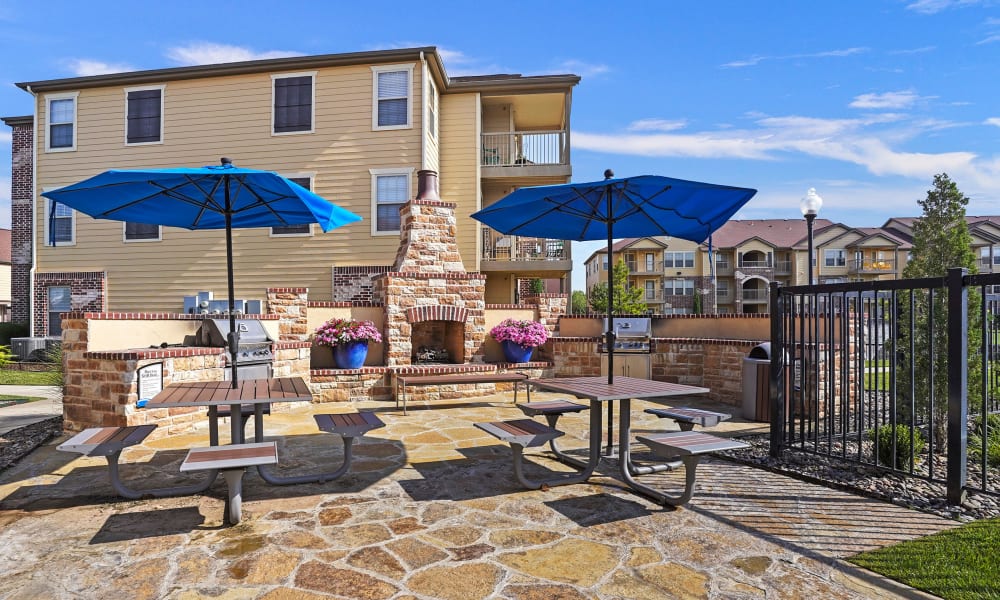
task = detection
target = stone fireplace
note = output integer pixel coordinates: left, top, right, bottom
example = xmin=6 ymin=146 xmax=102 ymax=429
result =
xmin=374 ymin=170 xmax=487 ymax=367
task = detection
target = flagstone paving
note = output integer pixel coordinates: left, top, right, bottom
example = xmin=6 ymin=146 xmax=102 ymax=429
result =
xmin=0 ymin=392 xmax=951 ymax=599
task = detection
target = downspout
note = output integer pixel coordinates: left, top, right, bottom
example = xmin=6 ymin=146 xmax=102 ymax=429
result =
xmin=26 ymin=84 xmax=37 ymax=336
xmin=419 ymin=51 xmax=427 ymax=170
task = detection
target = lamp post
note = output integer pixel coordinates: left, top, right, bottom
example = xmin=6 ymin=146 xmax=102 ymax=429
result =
xmin=800 ymin=188 xmax=823 ymax=285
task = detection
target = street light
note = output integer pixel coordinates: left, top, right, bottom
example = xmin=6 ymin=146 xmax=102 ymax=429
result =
xmin=800 ymin=187 xmax=823 ymax=285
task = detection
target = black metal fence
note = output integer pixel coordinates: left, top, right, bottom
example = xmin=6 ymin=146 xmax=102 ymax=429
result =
xmin=769 ymin=268 xmax=1000 ymax=503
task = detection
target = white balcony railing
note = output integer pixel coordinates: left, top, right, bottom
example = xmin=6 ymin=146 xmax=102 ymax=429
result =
xmin=481 ymin=130 xmax=567 ymax=167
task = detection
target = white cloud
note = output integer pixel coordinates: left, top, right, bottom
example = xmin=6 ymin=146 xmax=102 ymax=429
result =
xmin=986 ymin=118 xmax=1000 ymax=127
xmin=850 ymin=90 xmax=922 ymax=109
xmin=906 ymin=0 xmax=982 ymax=14
xmin=165 ymin=42 xmax=302 ymax=66
xmin=977 ymin=33 xmax=1000 ymax=44
xmin=553 ymin=60 xmax=609 ymax=77
xmin=889 ymin=45 xmax=937 ymax=55
xmin=0 ymin=131 xmax=11 ymax=145
xmin=0 ymin=176 xmax=11 ymax=228
xmin=66 ymin=59 xmax=134 ymax=76
xmin=572 ymin=112 xmax=1000 ymax=190
xmin=627 ymin=119 xmax=687 ymax=132
xmin=722 ymin=47 xmax=867 ymax=68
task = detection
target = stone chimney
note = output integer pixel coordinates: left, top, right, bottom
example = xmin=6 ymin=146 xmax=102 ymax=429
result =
xmin=390 ymin=170 xmax=466 ymax=274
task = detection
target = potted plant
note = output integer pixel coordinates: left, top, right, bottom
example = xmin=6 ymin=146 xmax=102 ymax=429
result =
xmin=314 ymin=318 xmax=383 ymax=369
xmin=490 ymin=318 xmax=548 ymax=363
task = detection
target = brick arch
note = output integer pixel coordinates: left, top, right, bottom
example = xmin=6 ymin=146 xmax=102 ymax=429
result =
xmin=406 ymin=305 xmax=468 ymax=324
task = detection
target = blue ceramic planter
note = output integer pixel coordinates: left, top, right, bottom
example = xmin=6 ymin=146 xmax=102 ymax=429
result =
xmin=333 ymin=340 xmax=369 ymax=369
xmin=501 ymin=339 xmax=534 ymax=363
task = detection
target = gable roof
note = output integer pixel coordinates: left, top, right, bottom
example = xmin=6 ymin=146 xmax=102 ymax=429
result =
xmin=706 ymin=218 xmax=835 ymax=249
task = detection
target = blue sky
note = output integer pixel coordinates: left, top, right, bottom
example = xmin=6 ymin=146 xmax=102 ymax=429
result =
xmin=2 ymin=0 xmax=999 ymax=291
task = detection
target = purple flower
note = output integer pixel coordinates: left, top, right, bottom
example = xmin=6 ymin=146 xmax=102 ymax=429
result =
xmin=313 ymin=318 xmax=383 ymax=346
xmin=489 ymin=319 xmax=548 ymax=347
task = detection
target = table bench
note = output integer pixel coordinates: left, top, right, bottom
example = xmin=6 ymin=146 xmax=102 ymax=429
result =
xmin=636 ymin=431 xmax=749 ymax=505
xmin=57 ymin=425 xmax=218 ymax=500
xmin=475 ymin=418 xmax=568 ymax=489
xmin=395 ymin=372 xmax=530 ymax=414
xmin=643 ymin=407 xmax=732 ymax=431
xmin=517 ymin=400 xmax=589 ymax=467
xmin=180 ymin=441 xmax=278 ymax=524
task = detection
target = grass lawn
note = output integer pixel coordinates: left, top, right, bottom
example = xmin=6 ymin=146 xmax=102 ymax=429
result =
xmin=0 ymin=370 xmax=62 ymax=386
xmin=849 ymin=518 xmax=1000 ymax=599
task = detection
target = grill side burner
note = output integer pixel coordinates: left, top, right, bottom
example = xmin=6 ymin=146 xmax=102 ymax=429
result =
xmin=599 ymin=317 xmax=652 ymax=353
xmin=196 ymin=319 xmax=275 ymax=379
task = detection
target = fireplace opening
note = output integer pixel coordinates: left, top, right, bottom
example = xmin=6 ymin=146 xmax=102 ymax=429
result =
xmin=412 ymin=320 xmax=464 ymax=364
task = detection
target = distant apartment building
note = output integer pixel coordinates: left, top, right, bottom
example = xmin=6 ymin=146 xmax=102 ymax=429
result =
xmin=4 ymin=47 xmax=579 ymax=336
xmin=583 ymin=216 xmax=1000 ymax=314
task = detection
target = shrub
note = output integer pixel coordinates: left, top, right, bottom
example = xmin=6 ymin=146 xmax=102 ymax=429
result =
xmin=0 ymin=322 xmax=28 ymax=346
xmin=0 ymin=345 xmax=13 ymax=368
xmin=969 ymin=413 xmax=1000 ymax=467
xmin=313 ymin=318 xmax=383 ymax=346
xmin=867 ymin=424 xmax=925 ymax=468
xmin=490 ymin=319 xmax=548 ymax=348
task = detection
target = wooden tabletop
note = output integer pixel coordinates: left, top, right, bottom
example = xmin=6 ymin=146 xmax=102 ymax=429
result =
xmin=528 ymin=376 xmax=709 ymax=402
xmin=145 ymin=377 xmax=312 ymax=408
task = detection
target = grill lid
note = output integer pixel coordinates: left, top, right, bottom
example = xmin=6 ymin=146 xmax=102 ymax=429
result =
xmin=198 ymin=319 xmax=273 ymax=347
xmin=603 ymin=317 xmax=651 ymax=338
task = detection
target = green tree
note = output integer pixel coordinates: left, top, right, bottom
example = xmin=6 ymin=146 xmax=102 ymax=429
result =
xmin=571 ymin=290 xmax=589 ymax=314
xmin=588 ymin=258 xmax=647 ymax=314
xmin=529 ymin=278 xmax=545 ymax=295
xmin=898 ymin=173 xmax=980 ymax=447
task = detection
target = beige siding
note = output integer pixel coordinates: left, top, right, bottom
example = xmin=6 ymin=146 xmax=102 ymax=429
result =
xmin=0 ymin=265 xmax=9 ymax=304
xmin=35 ymin=62 xmax=433 ymax=311
xmin=438 ymin=92 xmax=480 ymax=271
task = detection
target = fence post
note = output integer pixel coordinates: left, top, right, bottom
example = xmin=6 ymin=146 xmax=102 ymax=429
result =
xmin=947 ymin=267 xmax=968 ymax=505
xmin=770 ymin=281 xmax=784 ymax=457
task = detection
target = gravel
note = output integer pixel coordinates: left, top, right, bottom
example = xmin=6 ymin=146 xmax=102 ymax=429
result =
xmin=0 ymin=417 xmax=64 ymax=474
xmin=725 ymin=434 xmax=1000 ymax=523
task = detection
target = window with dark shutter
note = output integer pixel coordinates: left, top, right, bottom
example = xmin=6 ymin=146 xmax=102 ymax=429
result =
xmin=125 ymin=221 xmax=160 ymax=241
xmin=271 ymin=177 xmax=312 ymax=235
xmin=274 ymin=76 xmax=313 ymax=133
xmin=126 ymin=89 xmax=162 ymax=143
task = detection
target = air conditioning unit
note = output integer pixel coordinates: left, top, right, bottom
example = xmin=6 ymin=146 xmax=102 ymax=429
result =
xmin=11 ymin=337 xmax=48 ymax=361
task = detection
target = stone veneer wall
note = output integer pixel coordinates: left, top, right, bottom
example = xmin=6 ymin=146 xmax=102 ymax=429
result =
xmin=267 ymin=287 xmax=309 ymax=341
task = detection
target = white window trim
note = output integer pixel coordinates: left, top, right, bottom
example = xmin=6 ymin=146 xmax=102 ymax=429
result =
xmin=369 ymin=167 xmax=413 ymax=236
xmin=122 ymin=222 xmax=162 ymax=243
xmin=271 ymin=71 xmax=317 ymax=136
xmin=371 ymin=64 xmax=414 ymax=131
xmin=44 ymin=92 xmax=79 ymax=152
xmin=270 ymin=173 xmax=316 ymax=237
xmin=43 ymin=194 xmax=76 ymax=246
xmin=428 ymin=77 xmax=438 ymax=141
xmin=123 ymin=84 xmax=165 ymax=146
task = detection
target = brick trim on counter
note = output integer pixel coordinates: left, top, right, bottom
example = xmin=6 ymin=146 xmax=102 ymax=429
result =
xmin=62 ymin=312 xmax=280 ymax=320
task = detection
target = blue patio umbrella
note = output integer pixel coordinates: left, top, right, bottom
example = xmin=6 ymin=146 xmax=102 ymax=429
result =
xmin=42 ymin=158 xmax=362 ymax=386
xmin=472 ymin=170 xmax=756 ymax=450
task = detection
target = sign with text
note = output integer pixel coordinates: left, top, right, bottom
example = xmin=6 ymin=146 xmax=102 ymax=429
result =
xmin=137 ymin=363 xmax=163 ymax=406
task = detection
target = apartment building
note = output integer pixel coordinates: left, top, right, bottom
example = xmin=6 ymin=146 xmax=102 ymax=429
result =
xmin=4 ymin=47 xmax=578 ymax=336
xmin=583 ymin=216 xmax=1000 ymax=315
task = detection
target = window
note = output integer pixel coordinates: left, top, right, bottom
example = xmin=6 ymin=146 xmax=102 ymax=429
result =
xmin=602 ymin=256 xmax=609 ymax=270
xmin=124 ymin=222 xmax=160 ymax=242
xmin=271 ymin=177 xmax=313 ymax=236
xmin=666 ymin=307 xmax=692 ymax=315
xmin=372 ymin=65 xmax=412 ymax=129
xmin=272 ymin=73 xmax=314 ymax=134
xmin=824 ymin=249 xmax=846 ymax=267
xmin=125 ymin=86 xmax=163 ymax=144
xmin=716 ymin=280 xmax=729 ymax=298
xmin=370 ymin=168 xmax=411 ymax=234
xmin=645 ymin=280 xmax=656 ymax=299
xmin=664 ymin=251 xmax=694 ymax=268
xmin=48 ymin=286 xmax=71 ymax=337
xmin=428 ymin=78 xmax=438 ymax=140
xmin=645 ymin=253 xmax=655 ymax=271
xmin=45 ymin=199 xmax=74 ymax=245
xmin=46 ymin=93 xmax=78 ymax=151
xmin=665 ymin=279 xmax=694 ymax=296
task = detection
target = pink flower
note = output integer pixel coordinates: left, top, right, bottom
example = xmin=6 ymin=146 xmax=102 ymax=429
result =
xmin=313 ymin=318 xmax=383 ymax=346
xmin=490 ymin=319 xmax=548 ymax=347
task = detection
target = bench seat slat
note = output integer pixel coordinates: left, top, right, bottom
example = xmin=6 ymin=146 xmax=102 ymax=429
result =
xmin=57 ymin=425 xmax=158 ymax=457
xmin=180 ymin=441 xmax=278 ymax=472
xmin=638 ymin=431 xmax=749 ymax=457
xmin=475 ymin=419 xmax=563 ymax=448
xmin=518 ymin=400 xmax=588 ymax=417
xmin=314 ymin=412 xmax=385 ymax=437
xmin=644 ymin=407 xmax=731 ymax=428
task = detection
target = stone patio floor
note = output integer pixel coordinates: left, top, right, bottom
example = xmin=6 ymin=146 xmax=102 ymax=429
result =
xmin=0 ymin=391 xmax=953 ymax=599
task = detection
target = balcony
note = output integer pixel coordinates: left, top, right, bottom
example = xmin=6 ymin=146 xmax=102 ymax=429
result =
xmin=775 ymin=260 xmax=793 ymax=275
xmin=738 ymin=260 xmax=771 ymax=268
xmin=481 ymin=131 xmax=570 ymax=178
xmin=848 ymin=259 xmax=896 ymax=274
xmin=741 ymin=288 xmax=768 ymax=302
xmin=480 ymin=229 xmax=571 ymax=273
xmin=715 ymin=260 xmax=733 ymax=276
xmin=626 ymin=260 xmax=661 ymax=275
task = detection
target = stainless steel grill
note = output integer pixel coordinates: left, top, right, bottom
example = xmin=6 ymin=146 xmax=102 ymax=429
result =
xmin=599 ymin=317 xmax=652 ymax=353
xmin=196 ymin=319 xmax=275 ymax=379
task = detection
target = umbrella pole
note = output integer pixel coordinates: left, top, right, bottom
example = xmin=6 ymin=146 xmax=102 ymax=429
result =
xmin=224 ymin=175 xmax=239 ymax=389
xmin=604 ymin=174 xmax=616 ymax=456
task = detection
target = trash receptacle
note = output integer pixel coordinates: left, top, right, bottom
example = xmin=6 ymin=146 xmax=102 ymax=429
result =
xmin=742 ymin=342 xmax=773 ymax=422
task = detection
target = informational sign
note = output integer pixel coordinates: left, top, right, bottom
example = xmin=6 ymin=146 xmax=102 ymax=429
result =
xmin=137 ymin=362 xmax=163 ymax=407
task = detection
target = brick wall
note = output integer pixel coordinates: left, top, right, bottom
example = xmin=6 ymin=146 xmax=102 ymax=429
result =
xmin=33 ymin=272 xmax=107 ymax=336
xmin=8 ymin=119 xmax=33 ymax=325
xmin=331 ymin=266 xmax=392 ymax=302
